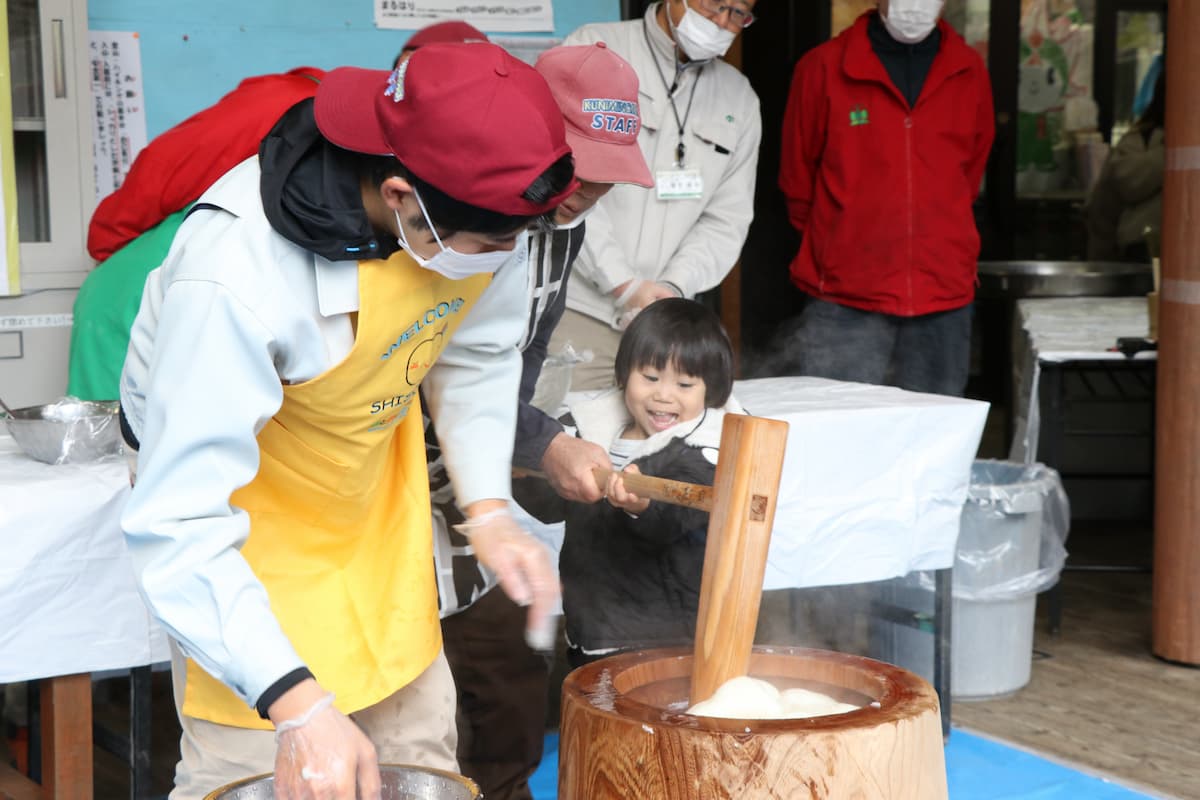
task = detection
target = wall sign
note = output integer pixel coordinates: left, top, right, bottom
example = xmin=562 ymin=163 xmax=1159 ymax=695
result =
xmin=375 ymin=0 xmax=554 ymax=33
xmin=89 ymin=31 xmax=149 ymax=203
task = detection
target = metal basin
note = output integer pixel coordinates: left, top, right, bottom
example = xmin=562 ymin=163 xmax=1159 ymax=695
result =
xmin=3 ymin=399 xmax=121 ymax=464
xmin=977 ymin=261 xmax=1153 ymax=299
xmin=203 ymin=764 xmax=480 ymax=800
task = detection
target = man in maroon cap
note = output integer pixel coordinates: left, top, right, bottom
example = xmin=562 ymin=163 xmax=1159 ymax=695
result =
xmin=430 ymin=42 xmax=652 ymax=800
xmin=118 ymin=42 xmax=575 ymax=800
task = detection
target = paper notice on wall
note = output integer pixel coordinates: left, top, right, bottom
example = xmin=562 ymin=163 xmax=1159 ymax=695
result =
xmin=375 ymin=0 xmax=554 ymax=33
xmin=89 ymin=31 xmax=149 ymax=203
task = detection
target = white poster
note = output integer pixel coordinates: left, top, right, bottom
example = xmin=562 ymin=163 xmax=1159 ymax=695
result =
xmin=89 ymin=31 xmax=149 ymax=203
xmin=375 ymin=0 xmax=554 ymax=33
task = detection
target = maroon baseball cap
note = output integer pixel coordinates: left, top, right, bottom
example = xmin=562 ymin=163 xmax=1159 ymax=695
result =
xmin=535 ymin=42 xmax=653 ymax=188
xmin=314 ymin=42 xmax=577 ymax=216
xmin=403 ymin=20 xmax=488 ymax=51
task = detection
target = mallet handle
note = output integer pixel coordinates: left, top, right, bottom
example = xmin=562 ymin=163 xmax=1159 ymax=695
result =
xmin=589 ymin=467 xmax=714 ymax=512
xmin=513 ymin=467 xmax=714 ymax=512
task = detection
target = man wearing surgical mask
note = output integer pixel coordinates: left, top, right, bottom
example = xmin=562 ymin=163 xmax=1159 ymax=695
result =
xmin=119 ymin=44 xmax=575 ymax=800
xmin=428 ymin=42 xmax=653 ymax=800
xmin=549 ymin=0 xmax=762 ymax=390
xmin=778 ymin=0 xmax=994 ymax=396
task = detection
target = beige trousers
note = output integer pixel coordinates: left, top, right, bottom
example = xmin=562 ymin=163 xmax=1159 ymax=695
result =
xmin=168 ymin=644 xmax=458 ymax=800
xmin=546 ymin=309 xmax=621 ymax=392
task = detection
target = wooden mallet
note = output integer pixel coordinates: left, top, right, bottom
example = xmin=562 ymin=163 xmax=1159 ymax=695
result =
xmin=584 ymin=413 xmax=789 ymax=704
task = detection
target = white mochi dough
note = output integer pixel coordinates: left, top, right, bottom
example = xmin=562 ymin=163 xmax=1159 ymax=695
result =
xmin=686 ymin=676 xmax=861 ymax=719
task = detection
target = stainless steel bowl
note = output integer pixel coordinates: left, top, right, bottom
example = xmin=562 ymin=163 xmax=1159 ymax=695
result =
xmin=203 ymin=764 xmax=481 ymax=800
xmin=977 ymin=261 xmax=1153 ymax=299
xmin=3 ymin=400 xmax=122 ymax=464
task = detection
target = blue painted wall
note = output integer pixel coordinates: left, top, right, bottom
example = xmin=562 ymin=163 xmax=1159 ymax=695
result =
xmin=87 ymin=0 xmax=622 ymax=138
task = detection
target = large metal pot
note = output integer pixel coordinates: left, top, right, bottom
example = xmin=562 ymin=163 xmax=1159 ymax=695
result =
xmin=203 ymin=764 xmax=480 ymax=799
xmin=977 ymin=261 xmax=1153 ymax=299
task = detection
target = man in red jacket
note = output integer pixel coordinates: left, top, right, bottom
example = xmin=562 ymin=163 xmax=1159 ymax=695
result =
xmin=777 ymin=0 xmax=993 ymax=396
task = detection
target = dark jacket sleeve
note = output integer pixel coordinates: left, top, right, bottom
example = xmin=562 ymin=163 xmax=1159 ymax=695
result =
xmin=511 ymin=475 xmax=569 ymax=524
xmin=620 ymin=440 xmax=716 ymax=547
xmin=511 ymin=226 xmax=584 ymax=471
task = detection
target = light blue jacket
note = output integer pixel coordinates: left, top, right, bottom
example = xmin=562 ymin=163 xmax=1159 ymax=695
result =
xmin=119 ymin=158 xmax=528 ymax=708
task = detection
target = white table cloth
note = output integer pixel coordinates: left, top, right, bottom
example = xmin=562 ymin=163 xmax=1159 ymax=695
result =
xmin=0 ymin=433 xmax=168 ymax=682
xmin=519 ymin=377 xmax=989 ymax=592
xmin=1008 ymin=297 xmax=1155 ymax=463
xmin=2 ymin=376 xmax=989 ymax=679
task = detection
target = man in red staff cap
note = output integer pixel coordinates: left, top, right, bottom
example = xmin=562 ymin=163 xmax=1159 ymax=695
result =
xmin=118 ymin=42 xmax=575 ymax=800
xmin=431 ymin=41 xmax=653 ymax=800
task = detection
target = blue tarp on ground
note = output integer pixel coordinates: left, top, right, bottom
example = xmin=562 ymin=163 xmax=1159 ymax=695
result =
xmin=529 ymin=728 xmax=1161 ymax=799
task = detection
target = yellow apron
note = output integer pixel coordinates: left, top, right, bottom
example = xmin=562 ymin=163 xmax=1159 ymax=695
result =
xmin=182 ymin=251 xmax=491 ymax=729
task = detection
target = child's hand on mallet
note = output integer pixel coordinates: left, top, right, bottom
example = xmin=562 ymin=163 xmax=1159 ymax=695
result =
xmin=606 ymin=464 xmax=650 ymax=515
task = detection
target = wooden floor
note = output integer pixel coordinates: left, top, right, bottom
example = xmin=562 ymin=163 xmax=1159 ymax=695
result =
xmin=4 ymin=532 xmax=1198 ymax=800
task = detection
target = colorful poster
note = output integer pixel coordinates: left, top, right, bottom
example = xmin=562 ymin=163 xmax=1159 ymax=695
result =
xmin=1016 ymin=0 xmax=1095 ymax=194
xmin=375 ymin=0 xmax=554 ymax=33
xmin=89 ymin=31 xmax=148 ymax=203
xmin=0 ymin=7 xmax=19 ymax=296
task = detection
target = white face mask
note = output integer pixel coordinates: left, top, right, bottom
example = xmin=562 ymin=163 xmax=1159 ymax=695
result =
xmin=881 ymin=0 xmax=944 ymax=44
xmin=394 ymin=189 xmax=512 ymax=280
xmin=670 ymin=1 xmax=737 ymax=62
xmin=555 ymin=203 xmax=596 ymax=231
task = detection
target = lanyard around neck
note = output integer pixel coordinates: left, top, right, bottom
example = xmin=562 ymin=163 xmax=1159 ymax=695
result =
xmin=642 ymin=11 xmax=704 ymax=168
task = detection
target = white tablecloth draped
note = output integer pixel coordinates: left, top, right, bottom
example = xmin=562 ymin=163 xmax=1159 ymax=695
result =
xmin=2 ymin=377 xmax=988 ymax=680
xmin=0 ymin=434 xmax=169 ymax=682
xmin=519 ymin=377 xmax=989 ymax=592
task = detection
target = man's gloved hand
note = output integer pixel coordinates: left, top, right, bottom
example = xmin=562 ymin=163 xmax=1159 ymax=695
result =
xmin=456 ymin=505 xmax=560 ymax=651
xmin=271 ymin=683 xmax=380 ymax=800
xmin=541 ymin=432 xmax=611 ymax=503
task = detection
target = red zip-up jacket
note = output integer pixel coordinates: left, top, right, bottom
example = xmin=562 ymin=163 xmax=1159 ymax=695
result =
xmin=779 ymin=13 xmax=994 ymax=317
xmin=87 ymin=68 xmax=324 ymax=261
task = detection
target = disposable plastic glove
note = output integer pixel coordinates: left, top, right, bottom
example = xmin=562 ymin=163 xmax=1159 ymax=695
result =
xmin=273 ymin=693 xmax=381 ymax=800
xmin=455 ymin=508 xmax=560 ymax=651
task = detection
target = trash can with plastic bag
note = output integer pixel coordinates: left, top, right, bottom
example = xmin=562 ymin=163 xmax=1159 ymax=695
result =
xmin=953 ymin=459 xmax=1070 ymax=699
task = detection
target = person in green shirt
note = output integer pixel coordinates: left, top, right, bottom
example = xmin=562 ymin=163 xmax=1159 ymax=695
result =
xmin=67 ymin=210 xmax=188 ymax=401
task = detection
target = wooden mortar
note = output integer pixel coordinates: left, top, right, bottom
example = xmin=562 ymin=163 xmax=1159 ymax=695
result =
xmin=557 ymin=414 xmax=947 ymax=798
xmin=559 ymin=646 xmax=947 ymax=799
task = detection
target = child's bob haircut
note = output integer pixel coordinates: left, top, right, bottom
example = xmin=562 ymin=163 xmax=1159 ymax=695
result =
xmin=614 ymin=298 xmax=734 ymax=407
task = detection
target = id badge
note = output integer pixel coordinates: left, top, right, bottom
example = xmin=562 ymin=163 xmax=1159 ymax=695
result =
xmin=656 ymin=169 xmax=704 ymax=201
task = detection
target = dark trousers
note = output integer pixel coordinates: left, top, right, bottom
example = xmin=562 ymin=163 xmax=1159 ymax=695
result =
xmin=783 ymin=297 xmax=973 ymax=397
xmin=441 ymin=588 xmax=550 ymax=800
